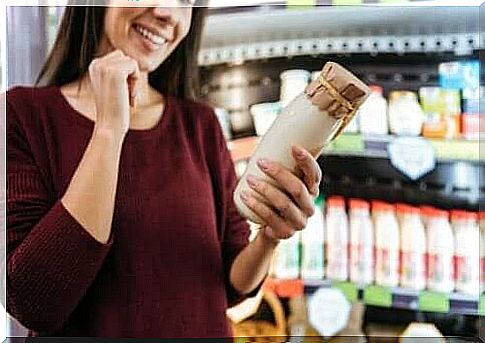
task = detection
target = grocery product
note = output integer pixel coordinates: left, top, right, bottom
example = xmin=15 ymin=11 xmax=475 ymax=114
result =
xmin=301 ymin=197 xmax=325 ymax=280
xmin=349 ymin=199 xmax=374 ymax=287
xmin=419 ymin=87 xmax=461 ymax=139
xmin=388 ymin=91 xmax=424 ymax=136
xmin=272 ymin=231 xmax=301 ymax=280
xmin=420 ymin=205 xmax=435 ymax=229
xmin=234 ymin=62 xmax=370 ymax=224
xmin=325 ymin=196 xmax=349 ymax=281
xmin=250 ymin=102 xmax=281 ymax=137
xmin=426 ymin=208 xmax=454 ymax=293
xmin=479 ymin=212 xmax=485 ymax=292
xmin=373 ymin=201 xmax=400 ymax=288
xmin=399 ymin=205 xmax=426 ymax=291
xmin=451 ymin=210 xmax=480 ymax=295
xmin=357 ymin=85 xmax=389 ymax=135
xmin=461 ymin=113 xmax=479 ymax=140
xmin=280 ymin=69 xmax=311 ymax=107
xmin=439 ymin=60 xmax=480 ymax=99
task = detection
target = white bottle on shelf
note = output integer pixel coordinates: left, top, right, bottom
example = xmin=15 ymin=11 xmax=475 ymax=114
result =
xmin=399 ymin=205 xmax=426 ymax=291
xmin=357 ymin=85 xmax=388 ymax=135
xmin=325 ymin=196 xmax=349 ymax=282
xmin=426 ymin=208 xmax=455 ymax=293
xmin=480 ymin=212 xmax=485 ymax=293
xmin=373 ymin=201 xmax=400 ymax=288
xmin=388 ymin=91 xmax=424 ymax=136
xmin=301 ymin=197 xmax=325 ymax=280
xmin=272 ymin=231 xmax=301 ymax=280
xmin=452 ymin=211 xmax=480 ymax=296
xmin=349 ymin=199 xmax=374 ymax=287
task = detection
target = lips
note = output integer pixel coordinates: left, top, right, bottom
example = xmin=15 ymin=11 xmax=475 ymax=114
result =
xmin=133 ymin=24 xmax=167 ymax=46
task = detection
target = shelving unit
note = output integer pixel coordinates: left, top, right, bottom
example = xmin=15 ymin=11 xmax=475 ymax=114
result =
xmin=266 ymin=278 xmax=480 ymax=316
xmin=200 ymin=6 xmax=482 ymax=66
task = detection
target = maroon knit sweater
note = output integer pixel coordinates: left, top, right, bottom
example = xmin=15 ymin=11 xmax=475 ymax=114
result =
xmin=5 ymin=86 xmax=259 ymax=338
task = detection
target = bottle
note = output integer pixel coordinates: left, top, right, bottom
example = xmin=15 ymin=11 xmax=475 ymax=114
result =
xmin=325 ymin=196 xmax=349 ymax=281
xmin=234 ymin=62 xmax=371 ymax=225
xmin=373 ymin=201 xmax=400 ymax=288
xmin=426 ymin=208 xmax=455 ymax=293
xmin=388 ymin=91 xmax=424 ymax=136
xmin=349 ymin=199 xmax=374 ymax=287
xmin=272 ymin=231 xmax=301 ymax=280
xmin=399 ymin=205 xmax=426 ymax=291
xmin=301 ymin=197 xmax=325 ymax=280
xmin=452 ymin=210 xmax=480 ymax=295
xmin=479 ymin=212 xmax=485 ymax=293
xmin=358 ymin=85 xmax=388 ymax=135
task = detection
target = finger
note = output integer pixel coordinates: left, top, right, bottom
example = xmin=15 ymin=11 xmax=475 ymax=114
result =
xmin=240 ymin=191 xmax=295 ymax=239
xmin=257 ymin=159 xmax=315 ymax=218
xmin=247 ymin=175 xmax=307 ymax=230
xmin=292 ymin=145 xmax=322 ymax=197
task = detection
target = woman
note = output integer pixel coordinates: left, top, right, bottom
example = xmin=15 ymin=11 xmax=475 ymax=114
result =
xmin=5 ymin=0 xmax=321 ymax=338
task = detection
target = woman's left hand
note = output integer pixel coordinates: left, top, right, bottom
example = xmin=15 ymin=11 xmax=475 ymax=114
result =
xmin=241 ymin=145 xmax=322 ymax=242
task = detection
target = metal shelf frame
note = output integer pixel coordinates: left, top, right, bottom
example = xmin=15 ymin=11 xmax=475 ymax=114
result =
xmin=199 ymin=33 xmax=482 ymax=66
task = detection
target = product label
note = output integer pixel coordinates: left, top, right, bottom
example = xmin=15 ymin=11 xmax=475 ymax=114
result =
xmin=400 ymin=251 xmax=426 ymax=285
xmin=455 ymin=254 xmax=480 ymax=292
xmin=326 ymin=243 xmax=348 ymax=280
xmin=376 ymin=248 xmax=399 ymax=285
xmin=350 ymin=243 xmax=374 ymax=283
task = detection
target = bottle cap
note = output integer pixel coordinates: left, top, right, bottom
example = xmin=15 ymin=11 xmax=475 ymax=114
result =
xmin=349 ymin=198 xmax=370 ymax=210
xmin=304 ymin=62 xmax=371 ymax=140
xmin=327 ymin=196 xmax=345 ymax=208
xmin=428 ymin=208 xmax=449 ymax=219
xmin=450 ymin=210 xmax=477 ymax=221
xmin=479 ymin=212 xmax=485 ymax=221
xmin=372 ymin=200 xmax=394 ymax=213
xmin=369 ymin=85 xmax=383 ymax=94
xmin=420 ymin=205 xmax=436 ymax=218
xmin=397 ymin=204 xmax=420 ymax=215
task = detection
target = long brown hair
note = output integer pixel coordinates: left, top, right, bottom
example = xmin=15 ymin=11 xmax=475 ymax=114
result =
xmin=36 ymin=1 xmax=207 ymax=99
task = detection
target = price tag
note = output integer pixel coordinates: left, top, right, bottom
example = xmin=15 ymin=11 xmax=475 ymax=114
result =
xmin=388 ymin=137 xmax=436 ymax=180
xmin=332 ymin=281 xmax=358 ymax=303
xmin=418 ymin=291 xmax=450 ymax=313
xmin=364 ymin=285 xmax=392 ymax=308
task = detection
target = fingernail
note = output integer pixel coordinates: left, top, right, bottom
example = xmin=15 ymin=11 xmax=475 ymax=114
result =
xmin=241 ymin=191 xmax=250 ymax=201
xmin=258 ymin=159 xmax=271 ymax=171
xmin=293 ymin=146 xmax=306 ymax=159
xmin=247 ymin=175 xmax=258 ymax=188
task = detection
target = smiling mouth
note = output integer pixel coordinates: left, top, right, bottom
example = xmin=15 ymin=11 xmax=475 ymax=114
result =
xmin=133 ymin=24 xmax=167 ymax=47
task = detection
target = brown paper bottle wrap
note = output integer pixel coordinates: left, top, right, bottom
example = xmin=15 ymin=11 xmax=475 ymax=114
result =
xmin=305 ymin=62 xmax=370 ymax=141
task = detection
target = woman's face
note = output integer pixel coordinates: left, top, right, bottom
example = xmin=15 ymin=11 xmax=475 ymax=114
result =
xmin=101 ymin=1 xmax=193 ymax=72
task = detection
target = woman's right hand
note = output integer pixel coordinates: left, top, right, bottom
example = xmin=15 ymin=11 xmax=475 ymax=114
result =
xmin=88 ymin=50 xmax=140 ymax=137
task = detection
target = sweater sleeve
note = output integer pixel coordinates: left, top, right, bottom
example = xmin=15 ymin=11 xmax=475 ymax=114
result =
xmin=5 ymin=96 xmax=113 ymax=334
xmin=204 ymin=108 xmax=264 ymax=308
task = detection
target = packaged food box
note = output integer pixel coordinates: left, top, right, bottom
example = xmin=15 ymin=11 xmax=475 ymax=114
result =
xmin=439 ymin=60 xmax=480 ymax=99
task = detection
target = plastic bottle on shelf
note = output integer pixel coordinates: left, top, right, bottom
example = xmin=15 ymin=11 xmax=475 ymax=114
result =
xmin=357 ymin=85 xmax=389 ymax=135
xmin=301 ymin=197 xmax=325 ymax=280
xmin=480 ymin=212 xmax=485 ymax=293
xmin=272 ymin=231 xmax=301 ymax=280
xmin=388 ymin=91 xmax=424 ymax=136
xmin=399 ymin=205 xmax=426 ymax=291
xmin=420 ymin=205 xmax=436 ymax=230
xmin=349 ymin=199 xmax=374 ymax=287
xmin=373 ymin=201 xmax=400 ymax=288
xmin=451 ymin=210 xmax=480 ymax=295
xmin=426 ymin=208 xmax=455 ymax=293
xmin=325 ymin=196 xmax=349 ymax=282
xmin=280 ymin=69 xmax=311 ymax=107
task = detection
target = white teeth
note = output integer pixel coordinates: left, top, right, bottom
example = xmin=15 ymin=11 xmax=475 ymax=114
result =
xmin=135 ymin=25 xmax=166 ymax=46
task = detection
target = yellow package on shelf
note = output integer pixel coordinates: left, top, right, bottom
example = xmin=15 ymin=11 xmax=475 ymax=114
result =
xmin=429 ymin=139 xmax=480 ymax=161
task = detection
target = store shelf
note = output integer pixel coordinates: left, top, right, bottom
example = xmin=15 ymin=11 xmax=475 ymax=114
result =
xmin=228 ymin=134 xmax=482 ymax=163
xmin=199 ymin=6 xmax=482 ymax=65
xmin=268 ymin=278 xmax=480 ymax=316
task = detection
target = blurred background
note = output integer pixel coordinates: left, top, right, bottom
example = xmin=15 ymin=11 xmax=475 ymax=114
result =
xmin=2 ymin=0 xmax=485 ymax=341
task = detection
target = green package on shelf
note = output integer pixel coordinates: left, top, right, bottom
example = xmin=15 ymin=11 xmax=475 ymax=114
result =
xmin=332 ymin=281 xmax=358 ymax=303
xmin=480 ymin=295 xmax=485 ymax=316
xmin=418 ymin=291 xmax=450 ymax=313
xmin=363 ymin=285 xmax=392 ymax=308
xmin=331 ymin=134 xmax=365 ymax=152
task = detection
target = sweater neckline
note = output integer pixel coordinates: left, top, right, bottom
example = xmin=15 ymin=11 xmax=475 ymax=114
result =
xmin=53 ymin=85 xmax=170 ymax=140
